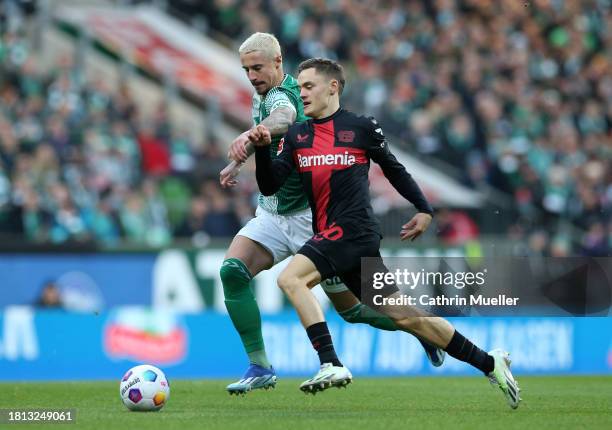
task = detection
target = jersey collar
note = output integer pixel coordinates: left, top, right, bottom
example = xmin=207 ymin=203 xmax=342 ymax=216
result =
xmin=312 ymin=108 xmax=344 ymax=123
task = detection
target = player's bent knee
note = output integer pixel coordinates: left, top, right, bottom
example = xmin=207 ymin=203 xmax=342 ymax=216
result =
xmin=276 ymin=273 xmax=292 ymax=291
xmin=277 ymin=272 xmax=301 ymax=295
xmin=220 ymin=258 xmax=252 ymax=296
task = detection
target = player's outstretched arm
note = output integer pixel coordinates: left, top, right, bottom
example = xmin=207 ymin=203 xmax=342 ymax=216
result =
xmin=251 ymin=125 xmax=295 ymax=196
xmin=365 ymin=117 xmax=434 ymax=239
xmin=367 ymin=126 xmax=433 ymax=212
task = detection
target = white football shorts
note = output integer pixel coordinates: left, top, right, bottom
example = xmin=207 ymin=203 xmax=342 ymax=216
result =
xmin=237 ymin=206 xmax=348 ymax=293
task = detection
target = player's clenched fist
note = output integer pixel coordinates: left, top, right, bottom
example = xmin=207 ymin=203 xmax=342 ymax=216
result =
xmin=248 ymin=124 xmax=272 ymax=146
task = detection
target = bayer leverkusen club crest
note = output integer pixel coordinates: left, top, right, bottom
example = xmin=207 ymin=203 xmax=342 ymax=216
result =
xmin=277 ymin=138 xmax=284 ymax=155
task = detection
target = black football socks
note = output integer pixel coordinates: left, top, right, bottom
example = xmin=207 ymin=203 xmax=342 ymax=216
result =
xmin=306 ymin=322 xmax=343 ymax=367
xmin=445 ymin=330 xmax=495 ymax=374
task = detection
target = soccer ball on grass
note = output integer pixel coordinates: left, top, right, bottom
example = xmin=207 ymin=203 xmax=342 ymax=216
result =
xmin=119 ymin=364 xmax=170 ymax=411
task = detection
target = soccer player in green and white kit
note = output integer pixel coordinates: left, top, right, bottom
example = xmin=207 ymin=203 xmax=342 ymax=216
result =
xmin=219 ymin=32 xmax=444 ymax=395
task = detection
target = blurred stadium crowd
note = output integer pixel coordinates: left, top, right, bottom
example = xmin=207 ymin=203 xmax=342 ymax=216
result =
xmin=0 ymin=35 xmax=249 ymax=246
xmin=0 ymin=0 xmax=610 ymax=256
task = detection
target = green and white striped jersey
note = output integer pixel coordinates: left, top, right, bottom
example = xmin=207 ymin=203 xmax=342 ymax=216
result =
xmin=252 ymin=74 xmax=309 ymax=214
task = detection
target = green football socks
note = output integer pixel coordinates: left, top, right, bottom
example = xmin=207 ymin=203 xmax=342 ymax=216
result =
xmin=220 ymin=258 xmax=271 ymax=368
xmin=339 ymin=302 xmax=398 ymax=331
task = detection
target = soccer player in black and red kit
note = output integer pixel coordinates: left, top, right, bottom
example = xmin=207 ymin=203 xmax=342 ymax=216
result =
xmin=249 ymin=58 xmax=521 ymax=408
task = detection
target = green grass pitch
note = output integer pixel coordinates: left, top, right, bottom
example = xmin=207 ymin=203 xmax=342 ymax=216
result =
xmin=1 ymin=376 xmax=611 ymax=429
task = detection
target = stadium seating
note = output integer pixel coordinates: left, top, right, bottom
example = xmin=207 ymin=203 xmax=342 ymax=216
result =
xmin=0 ymin=0 xmax=609 ymax=257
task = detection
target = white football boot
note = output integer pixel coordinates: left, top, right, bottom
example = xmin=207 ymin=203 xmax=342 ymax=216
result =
xmin=299 ymin=363 xmax=352 ymax=394
xmin=487 ymin=349 xmax=522 ymax=409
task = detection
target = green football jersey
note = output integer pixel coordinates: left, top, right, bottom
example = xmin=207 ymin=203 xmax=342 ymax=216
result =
xmin=252 ymin=74 xmax=309 ymax=214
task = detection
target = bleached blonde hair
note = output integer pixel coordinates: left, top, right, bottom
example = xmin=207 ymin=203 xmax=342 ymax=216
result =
xmin=238 ymin=32 xmax=282 ymax=59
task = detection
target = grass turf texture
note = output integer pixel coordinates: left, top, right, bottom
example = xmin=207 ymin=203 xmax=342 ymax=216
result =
xmin=1 ymin=376 xmax=610 ymax=430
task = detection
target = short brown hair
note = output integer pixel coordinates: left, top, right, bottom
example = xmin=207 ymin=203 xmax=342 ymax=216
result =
xmin=298 ymin=58 xmax=346 ymax=95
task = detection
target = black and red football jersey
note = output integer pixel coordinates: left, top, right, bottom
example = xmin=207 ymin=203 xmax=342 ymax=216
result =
xmin=255 ymin=108 xmax=433 ymax=237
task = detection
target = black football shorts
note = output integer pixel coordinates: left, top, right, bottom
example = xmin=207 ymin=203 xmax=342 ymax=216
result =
xmin=298 ymin=224 xmax=397 ymax=299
